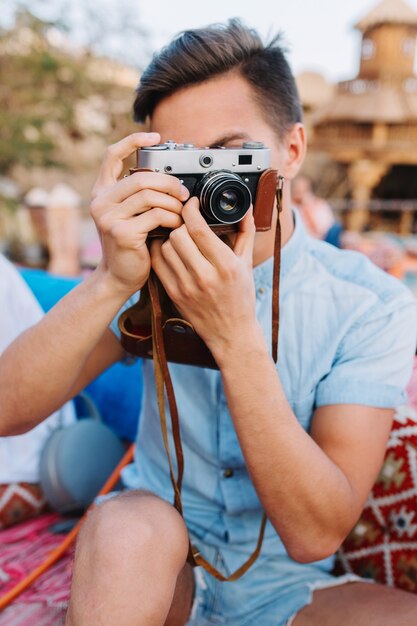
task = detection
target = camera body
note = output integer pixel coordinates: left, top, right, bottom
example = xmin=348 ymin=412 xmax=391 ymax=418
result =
xmin=133 ymin=141 xmax=278 ymax=234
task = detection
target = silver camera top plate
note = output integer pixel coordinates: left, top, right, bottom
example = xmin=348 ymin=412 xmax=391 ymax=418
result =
xmin=137 ymin=141 xmax=270 ymax=174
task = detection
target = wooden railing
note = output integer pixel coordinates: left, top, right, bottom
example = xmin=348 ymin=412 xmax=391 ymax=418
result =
xmin=330 ymin=199 xmax=417 ymax=213
xmin=313 ymin=124 xmax=373 ymax=144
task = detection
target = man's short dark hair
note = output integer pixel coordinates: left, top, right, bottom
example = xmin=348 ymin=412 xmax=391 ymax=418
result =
xmin=133 ymin=19 xmax=302 ymax=139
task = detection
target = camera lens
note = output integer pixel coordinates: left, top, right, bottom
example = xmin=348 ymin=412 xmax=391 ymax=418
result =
xmin=198 ymin=171 xmax=252 ymax=224
xmin=219 ymin=190 xmax=238 ymax=212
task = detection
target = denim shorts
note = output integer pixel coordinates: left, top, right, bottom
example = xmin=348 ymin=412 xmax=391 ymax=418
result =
xmin=186 ymin=538 xmax=363 ymax=626
xmin=96 ymin=492 xmax=364 ymax=624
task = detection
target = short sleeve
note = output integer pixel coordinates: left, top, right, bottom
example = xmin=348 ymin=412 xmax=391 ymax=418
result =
xmin=316 ymin=295 xmax=417 ymax=409
xmin=109 ymin=292 xmax=139 ymax=340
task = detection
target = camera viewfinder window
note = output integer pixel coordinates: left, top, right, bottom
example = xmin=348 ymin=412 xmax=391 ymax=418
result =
xmin=238 ymin=155 xmax=252 ymax=165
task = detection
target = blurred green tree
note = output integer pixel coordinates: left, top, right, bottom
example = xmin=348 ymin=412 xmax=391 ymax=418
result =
xmin=0 ymin=8 xmax=146 ymax=178
xmin=1 ymin=11 xmax=85 ymax=173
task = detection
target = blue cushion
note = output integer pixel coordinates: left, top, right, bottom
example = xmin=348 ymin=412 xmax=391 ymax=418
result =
xmin=20 ymin=268 xmax=141 ymax=442
xmin=324 ymin=222 xmax=343 ymax=248
xmin=19 ymin=268 xmax=82 ymax=312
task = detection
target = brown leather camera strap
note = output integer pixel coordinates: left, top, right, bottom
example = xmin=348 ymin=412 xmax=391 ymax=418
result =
xmin=149 ymin=276 xmax=184 ymax=512
xmin=148 ymin=181 xmax=284 ymax=581
xmin=188 ymin=513 xmax=267 ymax=581
xmin=272 ymin=176 xmax=284 ymax=363
xmin=149 ymin=280 xmax=268 ymax=581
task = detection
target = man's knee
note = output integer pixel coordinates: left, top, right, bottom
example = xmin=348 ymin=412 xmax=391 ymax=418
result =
xmin=77 ymin=490 xmax=189 ymax=567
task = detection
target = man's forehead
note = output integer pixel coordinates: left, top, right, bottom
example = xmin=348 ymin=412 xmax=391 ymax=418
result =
xmin=150 ymin=129 xmax=254 ymax=148
xmin=150 ymin=108 xmax=257 ymax=148
xmin=149 ymin=72 xmax=268 ymax=147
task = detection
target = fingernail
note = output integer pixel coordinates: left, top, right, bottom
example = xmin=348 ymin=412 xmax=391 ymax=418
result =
xmin=181 ymin=185 xmax=190 ymax=200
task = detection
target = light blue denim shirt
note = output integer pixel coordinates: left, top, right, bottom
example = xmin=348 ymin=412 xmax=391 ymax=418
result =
xmin=112 ymin=210 xmax=417 ymax=574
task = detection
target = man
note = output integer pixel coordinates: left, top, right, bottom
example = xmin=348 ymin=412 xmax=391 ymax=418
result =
xmin=1 ymin=20 xmax=417 ymax=626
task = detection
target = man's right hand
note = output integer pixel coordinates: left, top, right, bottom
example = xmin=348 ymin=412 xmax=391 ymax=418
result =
xmin=90 ymin=132 xmax=190 ymax=296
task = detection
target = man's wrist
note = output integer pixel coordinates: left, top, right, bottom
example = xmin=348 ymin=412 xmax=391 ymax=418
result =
xmin=88 ymin=265 xmax=137 ymax=311
xmin=210 ymin=321 xmax=270 ymax=370
xmin=93 ymin=263 xmax=141 ymax=303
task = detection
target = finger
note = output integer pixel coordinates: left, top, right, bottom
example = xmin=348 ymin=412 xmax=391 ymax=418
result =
xmin=93 ymin=132 xmax=160 ymax=196
xmin=125 ymin=207 xmax=184 ymax=235
xmin=182 ymin=197 xmax=233 ymax=267
xmin=150 ymin=242 xmax=181 ymax=302
xmin=232 ymin=208 xmax=256 ymax=263
xmin=168 ymin=224 xmax=213 ymax=277
xmin=108 ymin=190 xmax=184 ymax=221
xmin=103 ymin=171 xmax=190 ymax=204
xmin=152 ymin=238 xmax=192 ymax=289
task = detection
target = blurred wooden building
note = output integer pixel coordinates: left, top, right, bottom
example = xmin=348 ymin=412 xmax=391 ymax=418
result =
xmin=310 ymin=0 xmax=417 ymax=232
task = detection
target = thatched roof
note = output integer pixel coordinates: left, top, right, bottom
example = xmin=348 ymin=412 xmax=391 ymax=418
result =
xmin=296 ymin=71 xmax=335 ymax=109
xmin=312 ymin=81 xmax=417 ymax=124
xmin=355 ymin=0 xmax=417 ymax=32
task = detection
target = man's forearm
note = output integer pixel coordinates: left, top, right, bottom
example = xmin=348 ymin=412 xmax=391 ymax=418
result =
xmin=0 ymin=268 xmax=128 ymax=435
xmin=216 ymin=324 xmax=357 ymax=562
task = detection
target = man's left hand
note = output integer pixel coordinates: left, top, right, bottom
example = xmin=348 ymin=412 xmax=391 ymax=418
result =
xmin=150 ymin=197 xmax=259 ymax=360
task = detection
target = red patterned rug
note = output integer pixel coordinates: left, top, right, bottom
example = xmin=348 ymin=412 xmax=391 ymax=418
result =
xmin=338 ymin=357 xmax=417 ymax=591
xmin=0 ymin=513 xmax=73 ymax=624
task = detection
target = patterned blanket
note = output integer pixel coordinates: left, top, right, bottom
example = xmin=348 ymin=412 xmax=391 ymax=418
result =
xmin=0 ymin=514 xmax=72 ymax=624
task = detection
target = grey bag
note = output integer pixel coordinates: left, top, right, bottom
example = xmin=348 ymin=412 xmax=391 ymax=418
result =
xmin=39 ymin=393 xmax=126 ymax=513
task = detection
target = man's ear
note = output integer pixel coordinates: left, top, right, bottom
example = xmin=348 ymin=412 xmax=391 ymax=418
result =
xmin=283 ymin=123 xmax=306 ymax=180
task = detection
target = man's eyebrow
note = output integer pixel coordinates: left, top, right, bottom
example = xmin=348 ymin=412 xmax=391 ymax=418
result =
xmin=208 ymin=132 xmax=251 ymax=148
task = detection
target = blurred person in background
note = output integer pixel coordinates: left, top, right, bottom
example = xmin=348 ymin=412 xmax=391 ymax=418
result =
xmin=22 ymin=185 xmax=82 ymax=275
xmin=291 ymin=174 xmax=343 ymax=246
xmin=0 ymin=19 xmax=417 ymax=626
xmin=0 ymin=253 xmax=74 ymax=527
xmin=292 ymin=174 xmax=405 ymax=276
xmin=24 ymin=187 xmax=49 ymax=257
xmin=45 ymin=184 xmax=82 ymax=277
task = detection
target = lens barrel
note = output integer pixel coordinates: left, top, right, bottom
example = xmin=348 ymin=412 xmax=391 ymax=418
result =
xmin=197 ymin=171 xmax=252 ymax=224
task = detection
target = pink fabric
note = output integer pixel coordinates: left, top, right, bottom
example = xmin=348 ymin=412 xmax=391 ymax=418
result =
xmin=406 ymin=357 xmax=417 ymax=408
xmin=0 ymin=513 xmax=73 ymax=621
xmin=0 ymin=602 xmax=66 ymax=625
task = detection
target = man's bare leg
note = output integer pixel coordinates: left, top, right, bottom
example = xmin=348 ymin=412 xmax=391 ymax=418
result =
xmin=65 ymin=491 xmax=194 ymax=626
xmin=292 ymin=581 xmax=417 ymax=626
xmin=165 ymin=561 xmax=195 ymax=626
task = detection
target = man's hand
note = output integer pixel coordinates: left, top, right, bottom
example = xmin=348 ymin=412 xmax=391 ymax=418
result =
xmin=150 ymin=197 xmax=260 ymax=362
xmin=90 ymin=132 xmax=190 ymax=297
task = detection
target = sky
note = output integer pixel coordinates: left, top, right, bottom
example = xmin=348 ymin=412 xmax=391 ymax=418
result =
xmin=8 ymin=0 xmax=417 ymax=83
xmin=137 ymin=0 xmax=417 ymax=82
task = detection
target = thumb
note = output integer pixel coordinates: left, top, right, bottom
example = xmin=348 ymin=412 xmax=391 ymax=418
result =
xmin=93 ymin=132 xmax=160 ymax=197
xmin=233 ymin=208 xmax=255 ymax=263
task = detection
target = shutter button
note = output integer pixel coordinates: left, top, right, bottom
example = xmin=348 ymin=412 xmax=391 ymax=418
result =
xmin=223 ymin=468 xmax=234 ymax=478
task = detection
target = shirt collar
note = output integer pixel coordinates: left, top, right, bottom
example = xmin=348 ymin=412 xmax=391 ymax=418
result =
xmin=253 ymin=209 xmax=308 ymax=288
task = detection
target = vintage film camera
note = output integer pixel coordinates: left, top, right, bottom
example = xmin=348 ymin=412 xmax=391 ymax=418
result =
xmin=132 ymin=140 xmax=278 ymax=235
xmin=119 ymin=140 xmax=279 ymax=369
